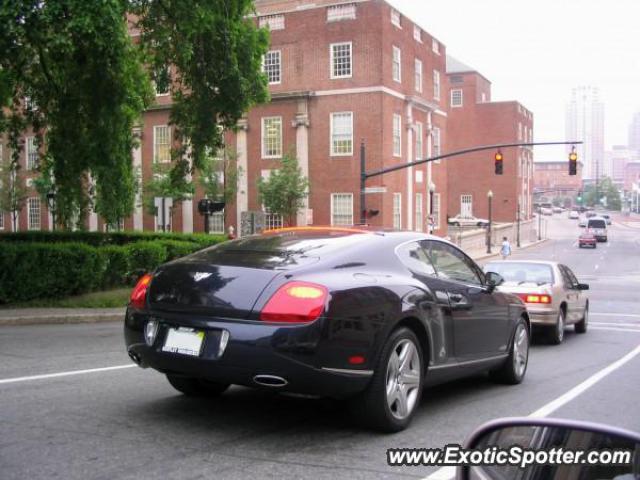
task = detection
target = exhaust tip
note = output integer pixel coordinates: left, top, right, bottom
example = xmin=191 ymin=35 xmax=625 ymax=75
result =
xmin=128 ymin=350 xmax=147 ymax=368
xmin=253 ymin=375 xmax=288 ymax=388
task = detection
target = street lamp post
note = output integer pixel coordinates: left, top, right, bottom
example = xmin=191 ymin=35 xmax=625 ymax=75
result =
xmin=487 ymin=190 xmax=493 ymax=254
xmin=516 ymin=201 xmax=521 ymax=248
xmin=46 ymin=189 xmax=57 ymax=231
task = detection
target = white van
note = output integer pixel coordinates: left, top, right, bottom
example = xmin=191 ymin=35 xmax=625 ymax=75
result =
xmin=587 ymin=217 xmax=608 ymax=242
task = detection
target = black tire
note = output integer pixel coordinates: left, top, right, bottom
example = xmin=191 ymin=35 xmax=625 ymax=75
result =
xmin=548 ymin=308 xmax=565 ymax=345
xmin=490 ymin=318 xmax=529 ymax=384
xmin=166 ymin=375 xmax=230 ymax=397
xmin=349 ymin=327 xmax=424 ymax=433
xmin=575 ymin=304 xmax=588 ymax=334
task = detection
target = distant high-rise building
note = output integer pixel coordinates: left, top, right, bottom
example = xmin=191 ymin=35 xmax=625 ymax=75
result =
xmin=628 ymin=111 xmax=640 ymax=152
xmin=565 ymin=86 xmax=604 ymax=181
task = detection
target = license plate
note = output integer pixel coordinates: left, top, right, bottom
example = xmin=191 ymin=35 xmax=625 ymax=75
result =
xmin=162 ymin=327 xmax=205 ymax=357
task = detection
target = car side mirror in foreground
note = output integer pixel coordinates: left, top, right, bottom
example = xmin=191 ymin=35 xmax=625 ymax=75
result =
xmin=458 ymin=417 xmax=640 ymax=480
xmin=484 ymin=272 xmax=504 ymax=292
xmin=577 ymin=283 xmax=589 ymax=290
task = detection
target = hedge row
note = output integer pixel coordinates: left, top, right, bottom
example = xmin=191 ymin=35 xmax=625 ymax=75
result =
xmin=0 ymin=231 xmax=226 ymax=249
xmin=0 ymin=238 xmax=224 ymax=304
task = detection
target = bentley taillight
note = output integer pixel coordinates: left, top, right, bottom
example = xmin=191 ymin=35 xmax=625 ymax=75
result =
xmin=130 ymin=273 xmax=153 ymax=310
xmin=260 ymin=281 xmax=328 ymax=323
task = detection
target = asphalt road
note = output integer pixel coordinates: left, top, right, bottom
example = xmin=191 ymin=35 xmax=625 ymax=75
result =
xmin=1 ymin=215 xmax=639 ymax=479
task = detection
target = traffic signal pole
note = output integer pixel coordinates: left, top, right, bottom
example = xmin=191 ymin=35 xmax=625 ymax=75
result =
xmin=359 ymin=140 xmax=583 ymax=225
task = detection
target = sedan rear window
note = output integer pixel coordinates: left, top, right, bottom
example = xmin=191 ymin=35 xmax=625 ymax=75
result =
xmin=484 ymin=262 xmax=554 ymax=285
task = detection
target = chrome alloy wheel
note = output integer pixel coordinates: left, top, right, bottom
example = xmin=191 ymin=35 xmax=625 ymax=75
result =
xmin=512 ymin=323 xmax=529 ymax=379
xmin=557 ymin=310 xmax=565 ymax=342
xmin=385 ymin=338 xmax=421 ymax=420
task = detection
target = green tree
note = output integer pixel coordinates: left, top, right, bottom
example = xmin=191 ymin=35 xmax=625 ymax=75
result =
xmin=258 ymin=154 xmax=309 ymax=227
xmin=131 ymin=0 xmax=270 ymax=188
xmin=199 ymin=148 xmax=240 ymax=204
xmin=0 ymin=0 xmax=153 ymax=229
xmin=583 ymin=177 xmax=622 ymax=210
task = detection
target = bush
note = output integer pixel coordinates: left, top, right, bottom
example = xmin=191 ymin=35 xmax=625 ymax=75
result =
xmin=101 ymin=246 xmax=130 ymax=288
xmin=158 ymin=240 xmax=200 ymax=261
xmin=125 ymin=242 xmax=168 ymax=277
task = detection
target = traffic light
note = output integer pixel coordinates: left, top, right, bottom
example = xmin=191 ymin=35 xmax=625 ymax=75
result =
xmin=576 ymin=190 xmax=583 ymax=204
xmin=494 ymin=150 xmax=504 ymax=175
xmin=569 ymin=147 xmax=578 ymax=175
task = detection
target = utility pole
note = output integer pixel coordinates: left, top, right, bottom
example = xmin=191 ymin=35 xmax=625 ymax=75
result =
xmin=360 ymin=140 xmax=366 ymax=225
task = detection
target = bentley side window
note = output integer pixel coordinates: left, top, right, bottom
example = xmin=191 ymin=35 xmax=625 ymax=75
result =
xmin=397 ymin=242 xmax=437 ymax=277
xmin=423 ymin=241 xmax=483 ymax=286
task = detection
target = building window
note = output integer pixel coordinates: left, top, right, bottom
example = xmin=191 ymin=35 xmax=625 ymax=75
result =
xmin=414 ymin=58 xmax=422 ymax=93
xmin=28 ymin=197 xmax=40 ymax=230
xmin=209 ymin=211 xmax=225 ymax=233
xmin=393 ymin=193 xmax=402 ymax=230
xmin=415 ymin=193 xmax=423 ymax=232
xmin=415 ymin=170 xmax=423 ymax=183
xmin=390 ymin=8 xmax=401 ymax=27
xmin=153 ymin=65 xmax=170 ymax=96
xmin=259 ymin=14 xmax=285 ymax=31
xmin=26 ymin=136 xmax=38 ymax=170
xmin=415 ymin=121 xmax=423 ymax=159
xmin=330 ymin=112 xmax=353 ymax=156
xmin=331 ymin=193 xmax=353 ymax=226
xmin=518 ymin=122 xmax=522 ymax=141
xmin=327 ymin=4 xmax=356 ymax=22
xmin=433 ymin=70 xmax=441 ymax=100
xmin=261 ymin=117 xmax=282 ymax=158
xmin=460 ymin=194 xmax=472 ymax=218
xmin=432 ymin=127 xmax=441 ymax=161
xmin=451 ymin=89 xmax=463 ymax=107
xmin=0 ymin=210 xmax=4 ymax=230
xmin=432 ymin=38 xmax=440 ymax=54
xmin=153 ymin=126 xmax=171 ymax=163
xmin=105 ymin=218 xmax=125 ymax=232
xmin=481 ymin=92 xmax=487 ymax=103
xmin=393 ymin=114 xmax=402 ymax=157
xmin=265 ymin=212 xmax=284 ymax=230
xmin=263 ymin=50 xmax=281 ymax=84
xmin=392 ymin=46 xmax=401 ymax=83
xmin=413 ymin=25 xmax=422 ymax=42
xmin=433 ymin=193 xmax=441 ymax=229
xmin=330 ymin=42 xmax=352 ymax=79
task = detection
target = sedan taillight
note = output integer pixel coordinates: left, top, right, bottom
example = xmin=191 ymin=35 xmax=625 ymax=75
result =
xmin=518 ymin=293 xmax=552 ymax=304
xmin=130 ymin=273 xmax=153 ymax=310
xmin=260 ymin=281 xmax=328 ymax=323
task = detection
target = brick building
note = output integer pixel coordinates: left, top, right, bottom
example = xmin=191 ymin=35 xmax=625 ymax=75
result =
xmin=533 ymin=161 xmax=583 ymax=197
xmin=445 ymin=56 xmax=534 ymax=224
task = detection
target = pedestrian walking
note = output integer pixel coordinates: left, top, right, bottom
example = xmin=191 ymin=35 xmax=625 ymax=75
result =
xmin=500 ymin=236 xmax=512 ymax=260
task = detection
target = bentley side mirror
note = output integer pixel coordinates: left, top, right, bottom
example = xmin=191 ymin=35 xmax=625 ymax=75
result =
xmin=484 ymin=272 xmax=504 ymax=293
xmin=458 ymin=417 xmax=640 ymax=480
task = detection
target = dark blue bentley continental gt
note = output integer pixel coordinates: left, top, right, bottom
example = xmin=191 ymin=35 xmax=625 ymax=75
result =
xmin=124 ymin=227 xmax=530 ymax=432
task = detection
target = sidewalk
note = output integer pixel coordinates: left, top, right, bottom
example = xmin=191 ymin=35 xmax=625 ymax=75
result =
xmin=0 ymin=307 xmax=125 ymax=326
xmin=469 ymin=237 xmax=548 ymax=262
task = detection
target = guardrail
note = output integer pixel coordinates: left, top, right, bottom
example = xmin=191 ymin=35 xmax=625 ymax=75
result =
xmin=447 ymin=219 xmax=542 ymax=258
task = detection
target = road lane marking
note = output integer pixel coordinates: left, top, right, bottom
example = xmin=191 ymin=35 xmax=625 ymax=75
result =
xmin=591 ymin=321 xmax=640 ymax=327
xmin=529 ymin=344 xmax=640 ymax=418
xmin=591 ymin=312 xmax=640 ymax=318
xmin=590 ymin=326 xmax=640 ymax=333
xmin=0 ymin=364 xmax=136 ymax=385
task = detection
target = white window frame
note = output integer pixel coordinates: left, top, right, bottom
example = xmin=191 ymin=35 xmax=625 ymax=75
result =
xmin=433 ymin=70 xmax=441 ymax=101
xmin=433 ymin=193 xmax=441 ymax=229
xmin=330 ymin=42 xmax=352 ymax=79
xmin=263 ymin=50 xmax=281 ymax=85
xmin=392 ymin=46 xmax=401 ymax=83
xmin=415 ymin=122 xmax=423 ymax=159
xmin=414 ymin=58 xmax=423 ymax=93
xmin=261 ymin=116 xmax=283 ymax=159
xmin=413 ymin=25 xmax=422 ymax=42
xmin=451 ymin=89 xmax=463 ymax=107
xmin=393 ymin=193 xmax=402 ymax=230
xmin=415 ymin=170 xmax=423 ymax=183
xmin=432 ymin=38 xmax=440 ymax=54
xmin=432 ymin=127 xmax=441 ymax=162
xmin=390 ymin=8 xmax=401 ymax=27
xmin=28 ymin=197 xmax=40 ymax=231
xmin=330 ymin=112 xmax=354 ymax=156
xmin=415 ymin=193 xmax=423 ymax=232
xmin=209 ymin=211 xmax=225 ymax=233
xmin=259 ymin=14 xmax=285 ymax=31
xmin=153 ymin=126 xmax=171 ymax=163
xmin=265 ymin=212 xmax=284 ymax=230
xmin=518 ymin=122 xmax=522 ymax=141
xmin=26 ymin=136 xmax=38 ymax=170
xmin=393 ymin=114 xmax=402 ymax=157
xmin=331 ymin=193 xmax=353 ymax=226
xmin=327 ymin=4 xmax=356 ymax=22
xmin=460 ymin=194 xmax=473 ymax=218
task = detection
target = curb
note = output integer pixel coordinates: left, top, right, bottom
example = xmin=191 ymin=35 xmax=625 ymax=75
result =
xmin=0 ymin=312 xmax=124 ymax=327
xmin=472 ymin=238 xmax=549 ymax=262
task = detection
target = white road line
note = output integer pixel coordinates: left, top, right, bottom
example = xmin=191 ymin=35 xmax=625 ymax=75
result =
xmin=590 ymin=326 xmax=640 ymax=333
xmin=591 ymin=312 xmax=640 ymax=318
xmin=529 ymin=344 xmax=640 ymax=418
xmin=591 ymin=321 xmax=640 ymax=327
xmin=0 ymin=364 xmax=136 ymax=385
xmin=424 ymin=344 xmax=640 ymax=480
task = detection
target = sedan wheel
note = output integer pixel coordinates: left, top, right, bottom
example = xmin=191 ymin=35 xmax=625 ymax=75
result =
xmin=549 ymin=309 xmax=565 ymax=345
xmin=349 ymin=327 xmax=423 ymax=432
xmin=575 ymin=305 xmax=588 ymax=334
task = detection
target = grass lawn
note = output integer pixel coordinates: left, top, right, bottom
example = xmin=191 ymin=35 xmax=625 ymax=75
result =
xmin=4 ymin=288 xmax=131 ymax=309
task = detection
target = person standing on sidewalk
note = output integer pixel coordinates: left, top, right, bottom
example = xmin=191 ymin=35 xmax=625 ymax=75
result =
xmin=500 ymin=236 xmax=512 ymax=260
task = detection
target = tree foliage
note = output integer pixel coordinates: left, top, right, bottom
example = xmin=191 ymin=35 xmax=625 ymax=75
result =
xmin=0 ymin=154 xmax=28 ymax=231
xmin=583 ymin=177 xmax=622 ymax=210
xmin=131 ymin=0 xmax=270 ymax=190
xmin=0 ymin=0 xmax=153 ymax=228
xmin=258 ymin=153 xmax=309 ymax=226
xmin=198 ymin=147 xmax=240 ymax=203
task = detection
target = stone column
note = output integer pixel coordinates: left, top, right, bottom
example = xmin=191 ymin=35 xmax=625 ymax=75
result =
xmin=236 ymin=118 xmax=249 ymax=236
xmin=294 ymin=98 xmax=310 ymax=227
xmin=182 ymin=145 xmax=193 ymax=233
xmin=132 ymin=127 xmax=143 ymax=231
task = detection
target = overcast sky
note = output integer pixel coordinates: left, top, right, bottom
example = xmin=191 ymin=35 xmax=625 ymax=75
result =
xmin=387 ymin=0 xmax=640 ymax=161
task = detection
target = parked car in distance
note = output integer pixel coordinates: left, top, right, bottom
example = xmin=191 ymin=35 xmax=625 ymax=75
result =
xmin=601 ymin=213 xmax=612 ymax=225
xmin=587 ymin=217 xmax=608 ymax=242
xmin=125 ymin=227 xmax=530 ymax=432
xmin=578 ymin=217 xmax=588 ymax=228
xmin=585 ymin=211 xmax=597 ymax=219
xmin=540 ymin=207 xmax=553 ymax=216
xmin=552 ymin=206 xmax=563 ymax=214
xmin=578 ymin=230 xmax=597 ymax=248
xmin=568 ymin=210 xmax=580 ymax=220
xmin=447 ymin=214 xmax=489 ymax=227
xmin=483 ymin=260 xmax=589 ymax=344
